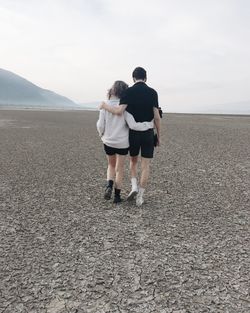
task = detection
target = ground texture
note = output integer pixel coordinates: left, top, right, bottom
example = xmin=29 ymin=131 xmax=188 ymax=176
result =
xmin=0 ymin=110 xmax=249 ymax=313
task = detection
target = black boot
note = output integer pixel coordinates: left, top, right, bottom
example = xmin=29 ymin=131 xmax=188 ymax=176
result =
xmin=113 ymin=188 xmax=122 ymax=204
xmin=104 ymin=180 xmax=113 ymax=200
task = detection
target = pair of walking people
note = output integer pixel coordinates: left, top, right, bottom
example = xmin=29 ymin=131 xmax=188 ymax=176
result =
xmin=97 ymin=67 xmax=161 ymax=206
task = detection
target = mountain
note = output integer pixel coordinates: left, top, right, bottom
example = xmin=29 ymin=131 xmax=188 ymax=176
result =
xmin=0 ymin=68 xmax=76 ymax=107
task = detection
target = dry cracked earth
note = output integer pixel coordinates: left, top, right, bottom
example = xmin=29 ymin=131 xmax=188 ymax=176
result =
xmin=0 ymin=110 xmax=249 ymax=313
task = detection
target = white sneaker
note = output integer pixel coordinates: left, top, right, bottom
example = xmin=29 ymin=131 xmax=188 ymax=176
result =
xmin=127 ymin=188 xmax=138 ymax=201
xmin=136 ymin=194 xmax=144 ymax=206
xmin=136 ymin=190 xmax=144 ymax=206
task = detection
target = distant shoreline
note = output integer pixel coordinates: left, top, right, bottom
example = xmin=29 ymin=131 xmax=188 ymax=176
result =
xmin=0 ymin=106 xmax=98 ymax=112
xmin=0 ymin=106 xmax=249 ymax=117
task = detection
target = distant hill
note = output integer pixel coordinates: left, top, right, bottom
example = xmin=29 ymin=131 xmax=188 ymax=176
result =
xmin=0 ymin=68 xmax=77 ymax=107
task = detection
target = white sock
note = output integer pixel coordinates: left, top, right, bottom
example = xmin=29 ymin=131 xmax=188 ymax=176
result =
xmin=138 ymin=187 xmax=145 ymax=197
xmin=131 ymin=177 xmax=138 ymax=190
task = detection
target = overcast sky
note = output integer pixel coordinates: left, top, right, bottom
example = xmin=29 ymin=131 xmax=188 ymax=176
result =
xmin=0 ymin=0 xmax=250 ymax=112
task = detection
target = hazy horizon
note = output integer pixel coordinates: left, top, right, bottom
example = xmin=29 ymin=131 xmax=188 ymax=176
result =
xmin=1 ymin=0 xmax=250 ymax=113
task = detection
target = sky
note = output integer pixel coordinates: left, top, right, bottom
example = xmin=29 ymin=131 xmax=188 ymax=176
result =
xmin=0 ymin=0 xmax=250 ymax=113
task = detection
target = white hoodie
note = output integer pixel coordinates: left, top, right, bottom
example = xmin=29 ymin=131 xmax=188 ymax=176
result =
xmin=96 ymin=97 xmax=154 ymax=149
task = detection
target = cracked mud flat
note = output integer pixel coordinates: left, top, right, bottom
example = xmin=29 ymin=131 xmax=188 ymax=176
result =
xmin=0 ymin=110 xmax=249 ymax=313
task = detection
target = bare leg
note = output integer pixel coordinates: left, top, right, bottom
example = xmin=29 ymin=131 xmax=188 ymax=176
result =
xmin=127 ymin=156 xmax=139 ymax=200
xmin=135 ymin=157 xmax=151 ymax=206
xmin=104 ymin=155 xmax=116 ymax=200
xmin=140 ymin=157 xmax=151 ymax=188
xmin=115 ymin=155 xmax=126 ymax=189
xmin=130 ymin=156 xmax=138 ymax=179
xmin=107 ymin=155 xmax=116 ymax=181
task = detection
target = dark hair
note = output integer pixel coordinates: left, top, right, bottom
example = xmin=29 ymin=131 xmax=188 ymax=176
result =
xmin=132 ymin=67 xmax=147 ymax=80
xmin=107 ymin=80 xmax=128 ymax=99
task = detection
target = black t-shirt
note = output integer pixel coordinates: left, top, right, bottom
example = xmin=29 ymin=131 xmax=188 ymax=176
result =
xmin=119 ymin=82 xmax=159 ymax=122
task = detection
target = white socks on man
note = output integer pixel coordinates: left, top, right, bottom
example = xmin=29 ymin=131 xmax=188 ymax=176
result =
xmin=131 ymin=177 xmax=138 ymax=191
xmin=127 ymin=177 xmax=145 ymax=206
xmin=127 ymin=177 xmax=138 ymax=201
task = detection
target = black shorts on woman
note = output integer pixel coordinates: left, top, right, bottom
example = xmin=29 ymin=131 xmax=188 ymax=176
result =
xmin=104 ymin=144 xmax=129 ymax=156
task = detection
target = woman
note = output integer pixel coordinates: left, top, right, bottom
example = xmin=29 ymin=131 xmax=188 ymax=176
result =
xmin=97 ymin=81 xmax=129 ymax=203
xmin=97 ymin=81 xmax=152 ymax=204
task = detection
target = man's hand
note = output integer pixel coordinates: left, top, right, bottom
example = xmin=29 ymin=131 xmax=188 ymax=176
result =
xmin=153 ymin=107 xmax=161 ymax=148
xmin=99 ymin=101 xmax=106 ymax=110
xmin=156 ymin=137 xmax=161 ymax=147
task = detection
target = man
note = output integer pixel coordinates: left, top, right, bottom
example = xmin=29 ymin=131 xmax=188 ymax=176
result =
xmin=100 ymin=67 xmax=161 ymax=206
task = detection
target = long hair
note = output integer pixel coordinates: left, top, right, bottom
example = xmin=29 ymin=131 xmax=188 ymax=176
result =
xmin=107 ymin=81 xmax=128 ymax=99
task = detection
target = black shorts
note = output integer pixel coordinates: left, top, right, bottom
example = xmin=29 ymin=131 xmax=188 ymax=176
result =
xmin=104 ymin=144 xmax=129 ymax=156
xmin=129 ymin=129 xmax=154 ymax=158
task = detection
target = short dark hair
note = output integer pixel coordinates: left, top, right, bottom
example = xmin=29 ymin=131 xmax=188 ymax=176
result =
xmin=132 ymin=67 xmax=147 ymax=80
